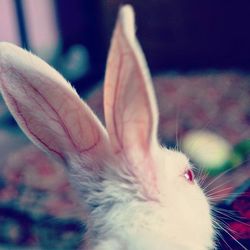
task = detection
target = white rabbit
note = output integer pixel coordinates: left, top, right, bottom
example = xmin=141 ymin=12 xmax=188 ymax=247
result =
xmin=0 ymin=5 xmax=215 ymax=250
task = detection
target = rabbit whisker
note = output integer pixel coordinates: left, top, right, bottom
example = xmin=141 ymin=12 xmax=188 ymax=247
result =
xmin=203 ymin=178 xmax=232 ymax=194
xmin=212 ymin=208 xmax=250 ymax=227
xmin=206 ymin=186 xmax=233 ymax=197
xmin=213 ymin=220 xmax=248 ymax=250
xmin=202 ymin=167 xmax=237 ymax=191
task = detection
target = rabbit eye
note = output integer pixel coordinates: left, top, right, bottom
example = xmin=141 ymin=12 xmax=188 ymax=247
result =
xmin=184 ymin=169 xmax=195 ymax=183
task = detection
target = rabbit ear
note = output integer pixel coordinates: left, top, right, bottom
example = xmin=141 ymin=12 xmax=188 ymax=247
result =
xmin=104 ymin=6 xmax=159 ymax=186
xmin=0 ymin=42 xmax=109 ymax=164
xmin=104 ymin=5 xmax=158 ymax=195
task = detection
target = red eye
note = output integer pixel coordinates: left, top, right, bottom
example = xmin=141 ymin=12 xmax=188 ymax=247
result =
xmin=184 ymin=169 xmax=195 ymax=183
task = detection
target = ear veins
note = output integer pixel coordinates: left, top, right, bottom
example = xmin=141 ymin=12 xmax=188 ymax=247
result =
xmin=118 ymin=21 xmax=157 ymax=135
xmin=106 ymin=22 xmax=159 ymax=198
xmin=112 ymin=24 xmax=154 ymax=153
xmin=119 ymin=23 xmax=156 ymax=169
xmin=2 ymin=68 xmax=101 ymax=155
xmin=21 ymin=72 xmax=83 ymax=153
xmin=112 ymin=51 xmax=124 ymax=154
xmin=0 ymin=81 xmax=65 ymax=160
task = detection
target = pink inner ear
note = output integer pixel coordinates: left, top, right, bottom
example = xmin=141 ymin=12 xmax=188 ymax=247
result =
xmin=105 ymin=23 xmax=158 ymax=157
xmin=112 ymin=48 xmax=153 ymax=153
xmin=1 ymin=70 xmax=104 ymax=161
xmin=103 ymin=6 xmax=159 ymax=197
xmin=1 ymin=82 xmax=64 ymax=160
xmin=0 ymin=43 xmax=109 ymax=165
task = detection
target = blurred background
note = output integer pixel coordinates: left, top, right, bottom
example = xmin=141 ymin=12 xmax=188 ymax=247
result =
xmin=2 ymin=0 xmax=250 ymax=93
xmin=0 ymin=0 xmax=249 ymax=249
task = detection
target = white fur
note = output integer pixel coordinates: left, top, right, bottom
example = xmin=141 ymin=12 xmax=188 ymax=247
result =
xmin=80 ymin=148 xmax=214 ymax=250
xmin=0 ymin=4 xmax=215 ymax=250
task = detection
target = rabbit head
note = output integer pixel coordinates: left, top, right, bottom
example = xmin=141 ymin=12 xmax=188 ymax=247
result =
xmin=0 ymin=5 xmax=215 ymax=250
